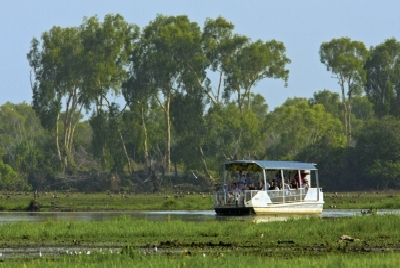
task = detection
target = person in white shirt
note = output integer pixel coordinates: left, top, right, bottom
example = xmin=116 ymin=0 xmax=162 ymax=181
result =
xmin=302 ymin=179 xmax=310 ymax=190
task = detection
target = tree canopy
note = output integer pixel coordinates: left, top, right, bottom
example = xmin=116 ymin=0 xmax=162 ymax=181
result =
xmin=0 ymin=13 xmax=394 ymax=192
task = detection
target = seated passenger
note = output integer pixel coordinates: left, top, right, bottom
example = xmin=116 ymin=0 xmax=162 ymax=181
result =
xmin=269 ymin=183 xmax=279 ymax=190
xmin=284 ymin=181 xmax=291 ymax=190
xmin=256 ymin=181 xmax=264 ymax=190
xmin=284 ymin=181 xmax=291 ymax=195
xmin=248 ymin=183 xmax=256 ymax=190
xmin=237 ymin=171 xmax=245 ymax=191
xmin=291 ymin=179 xmax=297 ymax=189
xmin=245 ymin=173 xmax=252 ymax=188
xmin=294 ymin=174 xmax=301 ymax=189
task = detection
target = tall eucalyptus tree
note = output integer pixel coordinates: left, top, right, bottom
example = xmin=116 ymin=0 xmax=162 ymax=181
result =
xmin=132 ymin=15 xmax=207 ymax=170
xmin=320 ymin=37 xmax=368 ymax=147
xmin=225 ymin=40 xmax=290 ymax=113
xmin=202 ymin=16 xmax=249 ymax=107
xmin=27 ymin=14 xmax=138 ymax=173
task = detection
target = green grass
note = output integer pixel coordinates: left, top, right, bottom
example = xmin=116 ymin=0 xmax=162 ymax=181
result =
xmin=0 ymin=214 xmax=400 ymax=248
xmin=1 ymin=251 xmax=399 ymax=267
xmin=324 ymin=190 xmax=400 ymax=209
xmin=1 ymin=215 xmax=400 ymax=266
xmin=0 ymin=192 xmax=214 ymax=211
xmin=1 ymin=190 xmax=400 ymax=211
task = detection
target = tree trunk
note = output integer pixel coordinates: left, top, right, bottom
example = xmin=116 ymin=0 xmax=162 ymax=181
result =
xmin=55 ymin=113 xmax=62 ymax=165
xmin=340 ymin=79 xmax=350 ymax=147
xmin=141 ymin=106 xmax=150 ymax=172
xmin=118 ymin=128 xmax=132 ymax=173
xmin=165 ymin=91 xmax=171 ymax=171
xmin=199 ymin=146 xmax=213 ymax=180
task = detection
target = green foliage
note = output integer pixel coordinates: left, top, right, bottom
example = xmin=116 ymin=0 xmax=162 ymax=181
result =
xmin=225 ymin=39 xmax=291 ymax=112
xmin=352 ymin=116 xmax=400 ymax=189
xmin=265 ymin=100 xmax=345 ymax=160
xmin=364 ymin=38 xmax=400 ymax=118
xmin=204 ymin=103 xmax=262 ymax=163
xmin=0 ymin=160 xmax=17 ymax=189
xmin=15 ymin=14 xmax=400 ymax=191
xmin=320 ymin=37 xmax=369 ymax=147
xmin=310 ymin=89 xmax=341 ymax=119
xmin=27 ymin=14 xmax=137 ymax=172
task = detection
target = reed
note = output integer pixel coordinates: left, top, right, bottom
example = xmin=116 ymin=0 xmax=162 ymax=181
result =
xmin=0 ymin=214 xmax=400 ymax=248
xmin=0 ymin=192 xmax=214 ymax=211
xmin=1 ymin=190 xmax=400 ymax=211
xmin=0 ymin=251 xmax=399 ymax=267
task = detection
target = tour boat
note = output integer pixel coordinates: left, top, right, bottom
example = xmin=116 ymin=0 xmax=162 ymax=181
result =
xmin=213 ymin=160 xmax=324 ymax=215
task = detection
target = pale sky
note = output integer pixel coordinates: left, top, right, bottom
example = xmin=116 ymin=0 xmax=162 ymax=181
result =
xmin=1 ymin=0 xmax=399 ymax=111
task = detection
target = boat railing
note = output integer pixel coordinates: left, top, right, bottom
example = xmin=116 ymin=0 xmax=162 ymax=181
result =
xmin=213 ymin=190 xmax=245 ymax=207
xmin=214 ymin=188 xmax=319 ymax=207
xmin=267 ymin=188 xmax=307 ymax=203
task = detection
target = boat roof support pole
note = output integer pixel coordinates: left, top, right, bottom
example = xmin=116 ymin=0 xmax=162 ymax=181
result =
xmin=263 ymin=168 xmax=267 ymax=191
xmin=280 ymin=169 xmax=285 ymax=203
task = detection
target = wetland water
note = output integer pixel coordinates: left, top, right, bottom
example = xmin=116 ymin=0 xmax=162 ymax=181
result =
xmin=1 ymin=209 xmax=400 ymax=223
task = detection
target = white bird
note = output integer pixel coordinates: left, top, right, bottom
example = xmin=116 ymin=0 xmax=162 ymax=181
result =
xmin=86 ymin=251 xmax=91 ymax=255
xmin=192 ymin=172 xmax=198 ymax=179
xmin=203 ymin=253 xmax=206 ymax=257
xmin=39 ymin=251 xmax=42 ymax=257
xmin=153 ymin=246 xmax=158 ymax=252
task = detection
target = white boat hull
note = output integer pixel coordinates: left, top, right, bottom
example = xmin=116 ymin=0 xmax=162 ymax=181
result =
xmin=214 ymin=188 xmax=324 ymax=215
xmin=253 ymin=203 xmax=323 ymax=215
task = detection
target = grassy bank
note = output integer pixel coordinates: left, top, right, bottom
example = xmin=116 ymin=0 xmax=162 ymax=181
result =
xmin=0 ymin=214 xmax=399 ymax=247
xmin=0 ymin=192 xmax=214 ymax=211
xmin=324 ymin=190 xmax=400 ymax=209
xmin=1 ymin=252 xmax=399 ymax=268
xmin=1 ymin=215 xmax=400 ymax=266
xmin=1 ymin=190 xmax=400 ymax=211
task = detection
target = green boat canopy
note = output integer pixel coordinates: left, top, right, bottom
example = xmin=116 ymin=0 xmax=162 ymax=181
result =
xmin=224 ymin=160 xmax=317 ymax=172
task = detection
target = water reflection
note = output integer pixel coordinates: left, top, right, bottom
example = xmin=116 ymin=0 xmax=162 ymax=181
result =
xmin=0 ymin=209 xmax=400 ymax=223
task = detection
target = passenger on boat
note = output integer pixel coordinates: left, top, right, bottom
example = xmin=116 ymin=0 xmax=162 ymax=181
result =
xmin=293 ymin=173 xmax=300 ymax=189
xmin=274 ymin=172 xmax=282 ymax=182
xmin=227 ymin=183 xmax=238 ymax=203
xmin=237 ymin=171 xmax=245 ymax=190
xmin=300 ymin=170 xmax=309 ymax=183
xmin=264 ymin=180 xmax=271 ymax=190
xmin=269 ymin=183 xmax=279 ymax=190
xmin=256 ymin=181 xmax=264 ymax=190
xmin=246 ymin=183 xmax=255 ymax=190
xmin=230 ymin=183 xmax=238 ymax=191
xmin=245 ymin=173 xmax=252 ymax=188
xmin=291 ymin=179 xmax=297 ymax=189
xmin=284 ymin=181 xmax=291 ymax=195
xmin=302 ymin=179 xmax=310 ymax=190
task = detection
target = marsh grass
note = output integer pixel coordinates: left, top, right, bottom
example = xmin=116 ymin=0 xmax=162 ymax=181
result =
xmin=1 ymin=190 xmax=400 ymax=211
xmin=0 ymin=252 xmax=399 ymax=267
xmin=0 ymin=192 xmax=214 ymax=211
xmin=324 ymin=190 xmax=400 ymax=209
xmin=1 ymin=216 xmax=400 ymax=266
xmin=0 ymin=214 xmax=400 ymax=248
